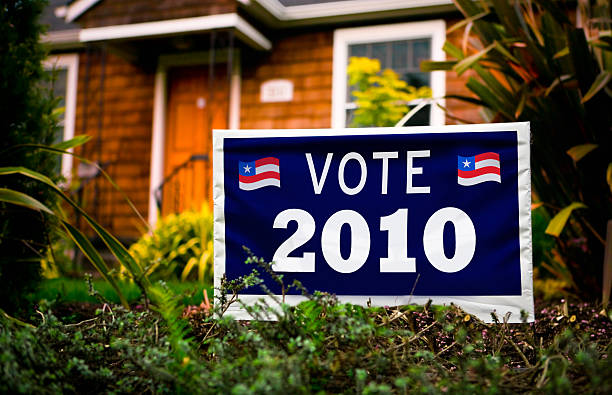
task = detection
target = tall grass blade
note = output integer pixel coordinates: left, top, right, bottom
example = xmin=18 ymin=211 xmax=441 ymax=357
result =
xmin=515 ymin=87 xmax=527 ymax=119
xmin=466 ymin=78 xmax=513 ymax=119
xmin=443 ymin=41 xmax=465 ymax=59
xmin=580 ymin=71 xmax=611 ymax=103
xmin=0 ymin=188 xmax=54 ymax=215
xmin=0 ymin=181 xmax=131 ymax=308
xmin=420 ymin=60 xmax=456 ymax=71
xmin=52 ymin=135 xmax=91 ymax=151
xmin=8 ymin=145 xmax=150 ymax=232
xmin=453 ymin=42 xmax=496 ymax=75
xmin=447 ymin=11 xmax=489 ymax=33
xmin=181 ymin=257 xmax=198 ymax=282
xmin=0 ymin=166 xmax=150 ymax=291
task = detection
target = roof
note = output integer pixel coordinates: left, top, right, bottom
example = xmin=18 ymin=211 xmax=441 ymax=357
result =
xmin=40 ymin=0 xmax=79 ymax=32
xmin=43 ymin=0 xmax=455 ymax=50
xmin=40 ymin=0 xmax=82 ymax=49
xmin=63 ymin=0 xmax=454 ymax=23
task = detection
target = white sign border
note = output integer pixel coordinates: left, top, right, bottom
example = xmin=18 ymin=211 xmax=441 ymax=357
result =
xmin=213 ymin=122 xmax=533 ymax=323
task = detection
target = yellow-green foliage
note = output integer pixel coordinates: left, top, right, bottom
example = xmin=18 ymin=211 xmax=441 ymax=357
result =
xmin=347 ymin=57 xmax=432 ymax=127
xmin=127 ymin=207 xmax=213 ymax=284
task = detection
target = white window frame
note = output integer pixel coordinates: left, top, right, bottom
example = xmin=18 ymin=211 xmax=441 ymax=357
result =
xmin=43 ymin=54 xmax=79 ymax=182
xmin=332 ymin=20 xmax=446 ymax=128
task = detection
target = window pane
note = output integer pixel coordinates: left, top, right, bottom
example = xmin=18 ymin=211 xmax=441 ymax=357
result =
xmin=345 ymin=109 xmax=355 ymax=127
xmin=392 ymin=41 xmax=408 ymax=70
xmin=45 ymin=67 xmax=68 ymax=174
xmin=412 ymin=39 xmax=430 ymax=69
xmin=349 ymin=44 xmax=367 ymax=58
xmin=371 ymin=42 xmax=388 ymax=69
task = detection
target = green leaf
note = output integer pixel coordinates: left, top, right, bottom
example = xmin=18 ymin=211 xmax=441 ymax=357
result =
xmin=0 ymin=166 xmax=56 ymax=188
xmin=544 ymin=74 xmax=572 ymax=96
xmin=447 ymin=11 xmax=490 ymax=33
xmin=445 ymin=94 xmax=486 ymax=106
xmin=566 ymin=144 xmax=598 ymax=162
xmin=545 ymin=202 xmax=587 ymax=237
xmin=0 ymin=188 xmax=54 ymax=215
xmin=473 ymin=65 xmax=515 ymax=107
xmin=493 ymin=41 xmax=520 ymax=65
xmin=515 ymin=87 xmax=527 ymax=118
xmin=51 ymin=106 xmax=65 ymax=118
xmin=491 ymin=0 xmax=523 ymax=38
xmin=453 ymin=42 xmax=497 ymax=75
xmin=52 ymin=135 xmax=91 ymax=151
xmin=581 ymin=71 xmax=612 ymax=103
xmin=553 ymin=46 xmax=570 ymax=59
xmin=442 ymin=41 xmax=465 ymax=59
xmin=466 ymin=77 xmax=513 ymax=119
xmin=420 ymin=60 xmax=456 ymax=71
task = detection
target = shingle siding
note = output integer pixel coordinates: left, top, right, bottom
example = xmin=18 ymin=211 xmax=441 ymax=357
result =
xmin=75 ymin=50 xmax=154 ymax=238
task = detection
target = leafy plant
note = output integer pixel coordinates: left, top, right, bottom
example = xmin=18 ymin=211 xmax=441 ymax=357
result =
xmin=128 ymin=206 xmax=213 ymax=284
xmin=422 ymin=0 xmax=612 ymax=297
xmin=149 ymin=282 xmax=193 ymax=364
xmin=348 ymin=56 xmax=432 ymax=127
xmin=0 ymin=157 xmax=156 ymax=309
xmin=0 ymin=0 xmax=61 ymax=313
xmin=2 ymin=257 xmax=612 ymax=393
xmin=0 ymin=0 xmax=157 ymax=314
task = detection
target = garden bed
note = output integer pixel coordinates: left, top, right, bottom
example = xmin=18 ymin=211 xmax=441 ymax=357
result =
xmin=1 ymin=296 xmax=610 ymax=393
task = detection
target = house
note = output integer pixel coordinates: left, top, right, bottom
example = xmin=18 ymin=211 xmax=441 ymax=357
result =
xmin=42 ymin=0 xmax=482 ymax=240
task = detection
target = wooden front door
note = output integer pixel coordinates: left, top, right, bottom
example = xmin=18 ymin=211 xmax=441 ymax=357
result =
xmin=163 ymin=65 xmax=228 ymax=215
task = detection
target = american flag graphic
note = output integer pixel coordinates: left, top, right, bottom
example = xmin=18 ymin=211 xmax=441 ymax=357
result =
xmin=457 ymin=152 xmax=501 ymax=186
xmin=239 ymin=157 xmax=280 ymax=190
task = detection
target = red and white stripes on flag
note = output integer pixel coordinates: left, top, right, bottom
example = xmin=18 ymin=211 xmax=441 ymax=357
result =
xmin=239 ymin=157 xmax=280 ymax=190
xmin=457 ymin=152 xmax=501 ymax=186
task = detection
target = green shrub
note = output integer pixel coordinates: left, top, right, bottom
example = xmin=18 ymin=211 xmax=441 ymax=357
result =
xmin=128 ymin=207 xmax=213 ymax=283
xmin=0 ymin=0 xmax=60 ymax=313
xmin=423 ymin=0 xmax=612 ymax=297
xmin=1 ymin=259 xmax=611 ymax=393
xmin=0 ymin=3 xmax=151 ymax=313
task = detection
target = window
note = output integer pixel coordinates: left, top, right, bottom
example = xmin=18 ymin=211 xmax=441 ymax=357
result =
xmin=43 ymin=54 xmax=79 ymax=181
xmin=332 ymin=20 xmax=446 ymax=128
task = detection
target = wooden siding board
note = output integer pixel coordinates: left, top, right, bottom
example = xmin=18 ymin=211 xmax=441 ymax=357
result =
xmin=75 ymin=51 xmax=154 ymax=238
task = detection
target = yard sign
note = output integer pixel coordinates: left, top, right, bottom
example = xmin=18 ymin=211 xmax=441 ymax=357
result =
xmin=213 ymin=122 xmax=534 ymax=322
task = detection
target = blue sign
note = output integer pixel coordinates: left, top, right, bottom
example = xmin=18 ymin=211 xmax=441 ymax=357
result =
xmin=213 ymin=123 xmax=534 ymax=322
